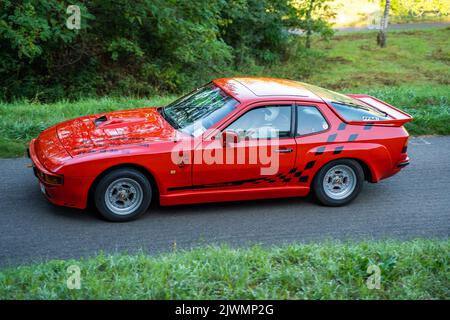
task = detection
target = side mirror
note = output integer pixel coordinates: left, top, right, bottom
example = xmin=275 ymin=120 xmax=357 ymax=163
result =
xmin=221 ymin=130 xmax=240 ymax=147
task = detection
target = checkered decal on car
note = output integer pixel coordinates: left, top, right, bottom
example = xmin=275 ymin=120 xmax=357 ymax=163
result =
xmin=168 ymin=122 xmax=366 ymax=191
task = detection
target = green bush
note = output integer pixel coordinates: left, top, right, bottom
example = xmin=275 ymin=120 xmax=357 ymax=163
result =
xmin=388 ymin=0 xmax=450 ymax=19
xmin=0 ymin=0 xmax=333 ymax=102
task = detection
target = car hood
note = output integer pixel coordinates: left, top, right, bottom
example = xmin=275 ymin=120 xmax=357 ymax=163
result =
xmin=56 ymin=107 xmax=176 ymax=157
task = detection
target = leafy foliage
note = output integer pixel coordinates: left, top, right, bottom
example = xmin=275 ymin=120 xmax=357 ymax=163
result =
xmin=387 ymin=0 xmax=450 ymax=18
xmin=292 ymin=0 xmax=336 ymax=48
xmin=0 ymin=0 xmax=334 ymax=102
xmin=219 ymin=0 xmax=296 ymax=65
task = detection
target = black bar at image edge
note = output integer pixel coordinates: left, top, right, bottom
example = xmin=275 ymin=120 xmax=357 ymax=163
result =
xmin=0 ymin=300 xmax=445 ymax=318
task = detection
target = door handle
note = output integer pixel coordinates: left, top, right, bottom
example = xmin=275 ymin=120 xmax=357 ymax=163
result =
xmin=274 ymin=148 xmax=293 ymax=153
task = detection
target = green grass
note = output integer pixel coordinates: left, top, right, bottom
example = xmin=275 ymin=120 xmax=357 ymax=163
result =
xmin=0 ymin=240 xmax=448 ymax=299
xmin=306 ymin=29 xmax=450 ymax=136
xmin=308 ymin=28 xmax=450 ymax=90
xmin=0 ymin=28 xmax=449 ymax=158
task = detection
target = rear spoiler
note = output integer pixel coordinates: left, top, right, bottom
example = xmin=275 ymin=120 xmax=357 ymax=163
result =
xmin=346 ymin=94 xmax=413 ymax=127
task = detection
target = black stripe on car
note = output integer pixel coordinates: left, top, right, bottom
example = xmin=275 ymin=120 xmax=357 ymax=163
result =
xmin=315 ymin=146 xmax=325 ymax=155
xmin=168 ymin=168 xmax=309 ymax=192
xmin=327 ymin=134 xmax=337 ymax=142
xmin=168 ymin=177 xmax=266 ymax=191
xmin=338 ymin=123 xmax=347 ymax=131
xmin=348 ymin=134 xmax=358 ymax=141
xmin=299 ymin=176 xmax=308 ymax=183
xmin=333 ymin=146 xmax=344 ymax=154
xmin=294 ymin=171 xmax=303 ymax=177
xmin=305 ymin=160 xmax=316 ymax=170
xmin=364 ymin=123 xmax=373 ymax=130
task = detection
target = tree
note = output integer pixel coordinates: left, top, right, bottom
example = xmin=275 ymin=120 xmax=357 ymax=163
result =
xmin=305 ymin=0 xmax=315 ymax=49
xmin=377 ymin=0 xmax=391 ymax=48
xmin=0 ymin=0 xmax=326 ymax=101
xmin=292 ymin=0 xmax=335 ymax=49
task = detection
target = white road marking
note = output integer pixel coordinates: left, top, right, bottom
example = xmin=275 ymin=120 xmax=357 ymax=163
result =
xmin=409 ymin=137 xmax=432 ymax=145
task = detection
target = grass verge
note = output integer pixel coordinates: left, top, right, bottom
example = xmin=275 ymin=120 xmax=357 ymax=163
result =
xmin=0 ymin=239 xmax=448 ymax=299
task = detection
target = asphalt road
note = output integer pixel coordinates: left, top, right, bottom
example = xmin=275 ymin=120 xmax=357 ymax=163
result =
xmin=0 ymin=136 xmax=449 ymax=267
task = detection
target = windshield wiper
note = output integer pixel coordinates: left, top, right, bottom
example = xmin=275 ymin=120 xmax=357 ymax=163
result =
xmin=159 ymin=107 xmax=180 ymax=129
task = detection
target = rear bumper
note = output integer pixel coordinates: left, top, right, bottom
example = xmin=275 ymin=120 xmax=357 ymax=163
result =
xmin=397 ymin=155 xmax=410 ymax=169
xmin=378 ymin=155 xmax=410 ymax=181
xmin=397 ymin=161 xmax=410 ymax=168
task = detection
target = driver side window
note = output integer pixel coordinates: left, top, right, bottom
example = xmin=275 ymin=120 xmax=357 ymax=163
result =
xmin=226 ymin=105 xmax=292 ymax=139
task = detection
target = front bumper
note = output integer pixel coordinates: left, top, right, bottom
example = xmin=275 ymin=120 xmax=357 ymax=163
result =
xmin=28 ymin=139 xmax=91 ymax=209
xmin=28 ymin=140 xmax=62 ymax=204
xmin=28 ymin=139 xmax=60 ymax=184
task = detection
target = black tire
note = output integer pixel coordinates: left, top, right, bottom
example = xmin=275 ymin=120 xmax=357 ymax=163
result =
xmin=313 ymin=159 xmax=364 ymax=206
xmin=94 ymin=168 xmax=152 ymax=222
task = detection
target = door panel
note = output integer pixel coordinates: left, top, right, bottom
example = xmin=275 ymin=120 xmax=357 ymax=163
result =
xmin=193 ymin=103 xmax=297 ymax=190
xmin=193 ymin=137 xmax=297 ymax=189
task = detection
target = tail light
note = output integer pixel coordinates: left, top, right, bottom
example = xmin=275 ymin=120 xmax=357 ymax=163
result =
xmin=402 ymin=139 xmax=408 ymax=154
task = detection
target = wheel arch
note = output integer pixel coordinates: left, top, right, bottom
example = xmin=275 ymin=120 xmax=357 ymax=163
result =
xmin=311 ymin=157 xmax=375 ymax=185
xmin=352 ymin=158 xmax=374 ymax=182
xmin=87 ymin=163 xmax=160 ymax=208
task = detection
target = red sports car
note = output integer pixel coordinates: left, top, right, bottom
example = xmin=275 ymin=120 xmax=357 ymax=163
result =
xmin=29 ymin=77 xmax=412 ymax=221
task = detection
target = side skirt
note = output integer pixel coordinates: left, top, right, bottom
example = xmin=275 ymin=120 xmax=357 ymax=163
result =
xmin=159 ymin=186 xmax=311 ymax=206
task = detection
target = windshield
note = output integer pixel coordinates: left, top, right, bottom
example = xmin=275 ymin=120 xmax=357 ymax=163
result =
xmin=163 ymin=83 xmax=239 ymax=137
xmin=301 ymin=83 xmax=390 ymax=121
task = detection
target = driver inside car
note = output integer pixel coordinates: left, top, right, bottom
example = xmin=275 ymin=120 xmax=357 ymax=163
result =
xmin=232 ymin=107 xmax=284 ymax=140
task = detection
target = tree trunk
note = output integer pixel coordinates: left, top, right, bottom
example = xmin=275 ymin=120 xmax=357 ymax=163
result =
xmin=377 ymin=0 xmax=390 ymax=48
xmin=305 ymin=0 xmax=315 ymax=49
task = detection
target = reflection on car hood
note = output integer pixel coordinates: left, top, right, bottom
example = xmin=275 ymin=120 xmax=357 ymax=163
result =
xmin=56 ymin=107 xmax=176 ymax=156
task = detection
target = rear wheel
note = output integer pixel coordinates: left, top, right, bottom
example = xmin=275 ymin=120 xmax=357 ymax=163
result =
xmin=313 ymin=159 xmax=364 ymax=206
xmin=94 ymin=168 xmax=152 ymax=222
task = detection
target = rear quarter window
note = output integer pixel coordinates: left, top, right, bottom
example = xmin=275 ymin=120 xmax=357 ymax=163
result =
xmin=296 ymin=106 xmax=329 ymax=136
xmin=300 ymin=82 xmax=390 ymax=121
xmin=330 ymin=102 xmax=390 ymax=121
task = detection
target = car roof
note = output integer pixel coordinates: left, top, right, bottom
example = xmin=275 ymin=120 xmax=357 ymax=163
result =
xmin=213 ymin=77 xmax=324 ymax=104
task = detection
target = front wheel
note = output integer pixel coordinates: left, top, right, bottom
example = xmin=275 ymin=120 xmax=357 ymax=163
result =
xmin=94 ymin=168 xmax=152 ymax=222
xmin=313 ymin=159 xmax=364 ymax=206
